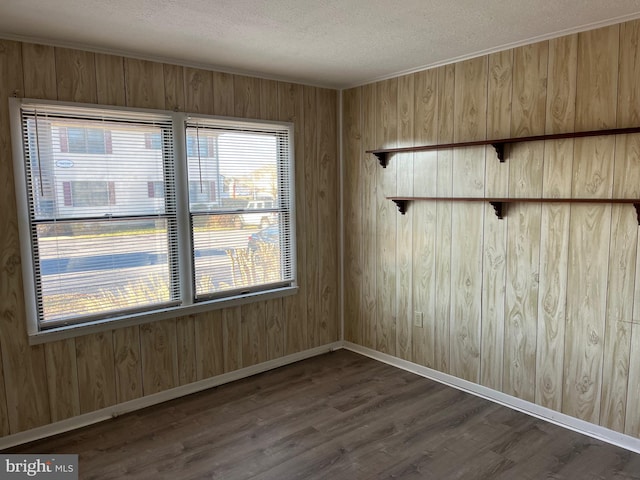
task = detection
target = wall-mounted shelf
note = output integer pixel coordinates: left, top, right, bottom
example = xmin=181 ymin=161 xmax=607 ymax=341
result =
xmin=387 ymin=197 xmax=640 ymax=224
xmin=367 ymin=126 xmax=640 ymax=167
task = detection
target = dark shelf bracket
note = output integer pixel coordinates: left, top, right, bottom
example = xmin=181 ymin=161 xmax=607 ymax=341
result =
xmin=490 ymin=201 xmax=505 ymax=219
xmin=634 ymin=203 xmax=640 ymax=225
xmin=491 ymin=143 xmax=506 ymax=162
xmin=373 ymin=152 xmax=388 ymax=168
xmin=392 ymin=199 xmax=408 ymax=215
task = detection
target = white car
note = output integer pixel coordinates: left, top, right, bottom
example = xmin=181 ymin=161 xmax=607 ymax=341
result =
xmin=241 ymin=200 xmax=277 ymax=228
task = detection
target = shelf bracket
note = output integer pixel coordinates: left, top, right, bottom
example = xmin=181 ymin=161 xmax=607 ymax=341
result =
xmin=373 ymin=152 xmax=389 ymax=168
xmin=634 ymin=203 xmax=640 ymax=225
xmin=491 ymin=143 xmax=506 ymax=162
xmin=489 ymin=201 xmax=505 ymax=219
xmin=392 ymin=199 xmax=408 ymax=215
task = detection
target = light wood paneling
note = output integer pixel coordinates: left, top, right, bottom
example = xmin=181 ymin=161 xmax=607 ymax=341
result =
xmin=563 ymin=25 xmax=618 ymax=424
xmin=343 ymin=87 xmax=362 ymax=344
xmin=266 ymin=299 xmax=284 ymax=361
xmin=112 ymin=326 xmax=143 ymax=403
xmin=184 ymin=67 xmax=214 ymax=115
xmin=124 ymin=58 xmax=165 ymax=109
xmin=195 ymin=310 xmax=224 ymax=378
xmin=241 ymin=302 xmax=267 ymax=368
xmin=140 ymin=320 xmax=179 ymax=395
xmin=176 ymin=315 xmax=197 ymax=386
xmin=434 ymin=64 xmax=454 ymax=374
xmin=626 ymin=245 xmax=640 ymax=436
xmin=163 ymin=64 xmax=185 ymax=112
xmin=536 ymin=34 xmax=577 ymax=411
xmin=95 ymin=53 xmax=125 ymax=106
xmin=22 ymin=43 xmax=56 ymax=99
xmin=412 ymin=69 xmax=438 ymax=368
xmin=212 ymin=72 xmax=235 ymax=116
xmin=480 ymin=50 xmax=511 ymax=390
xmin=222 ymin=307 xmax=242 ymax=373
xmin=44 ymin=340 xmax=80 ymax=422
xmin=234 ymin=75 xmax=261 ymax=118
xmin=75 ymin=333 xmax=116 ymax=413
xmin=395 ymin=75 xmax=414 ymax=362
xmin=260 ymin=79 xmax=279 ymax=120
xmin=303 ymin=85 xmax=320 ymax=348
xmin=503 ymin=42 xmax=546 ymax=402
xmin=54 ymin=48 xmax=96 ymax=103
xmin=361 ymin=83 xmax=378 ymax=351
xmin=376 ymin=78 xmax=398 ymax=355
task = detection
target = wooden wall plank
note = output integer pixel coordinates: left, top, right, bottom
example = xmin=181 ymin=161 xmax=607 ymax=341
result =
xmin=54 ymin=48 xmax=96 ymax=103
xmin=222 ymin=307 xmax=242 ymax=373
xmin=303 ymin=85 xmax=320 ymax=348
xmin=600 ymin=20 xmax=640 ymax=431
xmin=266 ymin=299 xmax=284 ymax=360
xmin=140 ymin=320 xmax=179 ymax=395
xmin=503 ymin=42 xmax=547 ymax=402
xmin=563 ymin=25 xmax=619 ymax=424
xmin=376 ymin=78 xmax=398 ymax=355
xmin=176 ymin=315 xmax=196 ymax=386
xmin=395 ymin=75 xmax=414 ymax=362
xmin=481 ymin=50 xmax=512 ymax=390
xmin=536 ymin=34 xmax=577 ymax=411
xmin=240 ymin=302 xmax=266 ymax=367
xmin=0 ymin=39 xmax=51 ymax=434
xmin=412 ymin=69 xmax=438 ymax=368
xmin=212 ymin=72 xmax=234 ymax=116
xmin=234 ymin=75 xmax=261 ymax=118
xmin=342 ymin=87 xmax=362 ymax=344
xmin=75 ymin=333 xmax=116 ymax=413
xmin=112 ymin=326 xmax=143 ymax=403
xmin=361 ymin=83 xmax=378 ymax=351
xmin=22 ymin=43 xmax=56 ymax=100
xmin=449 ymin=58 xmax=486 ymax=382
xmin=317 ymin=88 xmax=339 ymax=345
xmin=626 ymin=245 xmax=640 ymax=436
xmin=434 ymin=64 xmax=454 ymax=373
xmin=44 ymin=340 xmax=80 ymax=422
xmin=195 ymin=310 xmax=224 ymax=378
xmin=124 ymin=58 xmax=165 ymax=109
xmin=184 ymin=67 xmax=213 ymax=114
xmin=163 ymin=64 xmax=185 ymax=112
xmin=95 ymin=54 xmax=125 ymax=106
xmin=260 ymin=79 xmax=279 ymax=120
xmin=277 ymin=82 xmax=308 ymax=355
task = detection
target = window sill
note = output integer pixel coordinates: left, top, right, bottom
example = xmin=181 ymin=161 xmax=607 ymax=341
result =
xmin=27 ymin=286 xmax=299 ymax=345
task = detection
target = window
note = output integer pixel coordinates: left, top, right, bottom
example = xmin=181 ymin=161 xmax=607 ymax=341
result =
xmin=11 ymin=99 xmax=295 ymax=338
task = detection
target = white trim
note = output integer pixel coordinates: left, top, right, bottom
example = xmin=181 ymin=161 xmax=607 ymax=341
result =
xmin=0 ymin=341 xmax=343 ymax=450
xmin=344 ymin=11 xmax=640 ymax=89
xmin=343 ymin=342 xmax=640 ymax=455
xmin=338 ymin=90 xmax=345 ymax=342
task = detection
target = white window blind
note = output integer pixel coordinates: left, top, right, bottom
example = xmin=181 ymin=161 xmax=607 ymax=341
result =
xmin=18 ymin=103 xmax=179 ymax=329
xmin=185 ymin=117 xmax=294 ymax=300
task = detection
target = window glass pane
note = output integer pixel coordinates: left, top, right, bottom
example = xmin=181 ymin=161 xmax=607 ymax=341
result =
xmin=70 ymin=181 xmax=109 ymax=207
xmin=36 ymin=218 xmax=176 ymax=327
xmin=192 ymin=213 xmax=288 ymax=298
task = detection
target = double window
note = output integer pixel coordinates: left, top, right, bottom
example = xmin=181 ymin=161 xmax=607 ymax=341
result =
xmin=10 ymin=99 xmax=296 ymax=339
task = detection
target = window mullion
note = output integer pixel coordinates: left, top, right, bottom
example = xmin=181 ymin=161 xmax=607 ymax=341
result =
xmin=172 ymin=113 xmax=194 ymax=305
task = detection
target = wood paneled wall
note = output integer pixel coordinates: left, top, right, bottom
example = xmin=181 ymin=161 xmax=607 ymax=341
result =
xmin=343 ymin=20 xmax=640 ymax=438
xmin=0 ymin=41 xmax=339 ymax=436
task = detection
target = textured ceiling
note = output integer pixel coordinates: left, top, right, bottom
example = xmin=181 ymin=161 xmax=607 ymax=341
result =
xmin=2 ymin=0 xmax=640 ymax=88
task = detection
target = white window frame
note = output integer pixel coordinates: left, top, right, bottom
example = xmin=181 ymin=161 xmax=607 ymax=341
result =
xmin=9 ymin=98 xmax=297 ymax=344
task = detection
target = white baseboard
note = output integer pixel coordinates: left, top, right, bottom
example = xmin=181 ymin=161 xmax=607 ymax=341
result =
xmin=343 ymin=341 xmax=640 ymax=455
xmin=0 ymin=341 xmax=343 ymax=450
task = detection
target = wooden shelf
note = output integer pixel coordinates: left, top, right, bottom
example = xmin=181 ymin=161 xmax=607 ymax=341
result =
xmin=387 ymin=197 xmax=640 ymax=223
xmin=368 ymin=126 xmax=640 ymax=167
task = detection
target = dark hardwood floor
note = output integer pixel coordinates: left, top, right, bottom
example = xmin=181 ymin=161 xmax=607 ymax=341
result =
xmin=7 ymin=350 xmax=640 ymax=479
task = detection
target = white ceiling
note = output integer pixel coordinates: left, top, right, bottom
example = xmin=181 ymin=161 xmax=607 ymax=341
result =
xmin=2 ymin=0 xmax=640 ymax=89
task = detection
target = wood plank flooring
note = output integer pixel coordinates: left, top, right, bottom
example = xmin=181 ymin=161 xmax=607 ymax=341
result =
xmin=6 ymin=350 xmax=640 ymax=479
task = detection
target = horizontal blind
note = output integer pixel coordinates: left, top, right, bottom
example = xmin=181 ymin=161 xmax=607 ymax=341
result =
xmin=185 ymin=117 xmax=294 ymax=300
xmin=20 ymin=103 xmax=179 ymax=328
